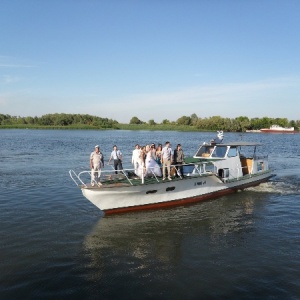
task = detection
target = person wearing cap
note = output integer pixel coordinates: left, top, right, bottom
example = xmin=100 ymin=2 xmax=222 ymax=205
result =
xmin=90 ymin=145 xmax=104 ymax=186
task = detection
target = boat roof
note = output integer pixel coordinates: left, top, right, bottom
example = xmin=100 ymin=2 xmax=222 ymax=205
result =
xmin=210 ymin=142 xmax=262 ymax=147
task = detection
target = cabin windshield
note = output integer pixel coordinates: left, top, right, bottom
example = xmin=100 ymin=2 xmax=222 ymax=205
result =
xmin=211 ymin=146 xmax=227 ymax=158
xmin=195 ymin=145 xmax=214 ymax=157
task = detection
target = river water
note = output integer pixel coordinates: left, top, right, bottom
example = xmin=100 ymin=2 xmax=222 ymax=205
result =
xmin=0 ymin=129 xmax=299 ymax=299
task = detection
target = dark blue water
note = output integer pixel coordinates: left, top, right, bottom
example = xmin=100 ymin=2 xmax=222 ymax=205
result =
xmin=0 ymin=129 xmax=299 ymax=299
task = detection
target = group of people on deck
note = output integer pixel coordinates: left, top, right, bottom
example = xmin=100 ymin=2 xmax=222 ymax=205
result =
xmin=89 ymin=142 xmax=185 ymax=186
xmin=132 ymin=142 xmax=184 ymax=181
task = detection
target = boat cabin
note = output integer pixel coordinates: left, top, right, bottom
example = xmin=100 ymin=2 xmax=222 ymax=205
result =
xmin=194 ymin=142 xmax=268 ymax=180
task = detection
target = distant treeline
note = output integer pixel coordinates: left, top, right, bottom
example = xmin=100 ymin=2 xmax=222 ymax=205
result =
xmin=0 ymin=113 xmax=119 ymax=129
xmin=129 ymin=114 xmax=300 ymax=131
xmin=0 ymin=113 xmax=299 ymax=132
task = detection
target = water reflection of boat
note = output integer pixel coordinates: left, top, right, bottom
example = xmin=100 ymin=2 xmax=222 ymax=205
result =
xmin=70 ymin=132 xmax=273 ymax=215
xmin=83 ymin=195 xmax=265 ymax=271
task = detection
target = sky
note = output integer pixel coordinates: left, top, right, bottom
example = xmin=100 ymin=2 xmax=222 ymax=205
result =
xmin=1 ymin=0 xmax=300 ymax=123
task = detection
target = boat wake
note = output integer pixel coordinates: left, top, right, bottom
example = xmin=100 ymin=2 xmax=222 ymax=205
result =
xmin=246 ymin=178 xmax=300 ymax=195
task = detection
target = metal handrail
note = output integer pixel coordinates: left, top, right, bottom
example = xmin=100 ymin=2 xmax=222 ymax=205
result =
xmin=69 ymin=169 xmax=88 ymax=187
xmin=69 ymin=162 xmax=210 ymax=187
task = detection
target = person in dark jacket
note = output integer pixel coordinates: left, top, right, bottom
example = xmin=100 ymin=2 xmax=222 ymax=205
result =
xmin=173 ymin=144 xmax=184 ymax=178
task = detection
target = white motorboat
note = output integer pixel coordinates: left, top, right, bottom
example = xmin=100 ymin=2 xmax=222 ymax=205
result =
xmin=70 ymin=133 xmax=273 ymax=215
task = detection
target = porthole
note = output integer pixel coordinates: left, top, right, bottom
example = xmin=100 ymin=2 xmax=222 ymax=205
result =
xmin=146 ymin=190 xmax=157 ymax=194
xmin=166 ymin=187 xmax=175 ymax=192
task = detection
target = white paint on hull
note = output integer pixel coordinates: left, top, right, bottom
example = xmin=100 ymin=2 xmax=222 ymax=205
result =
xmin=81 ymin=171 xmax=272 ymax=211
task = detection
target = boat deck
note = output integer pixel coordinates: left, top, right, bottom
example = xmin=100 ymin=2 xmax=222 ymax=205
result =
xmin=76 ymin=168 xmax=272 ymax=190
xmin=80 ymin=172 xmax=213 ymax=189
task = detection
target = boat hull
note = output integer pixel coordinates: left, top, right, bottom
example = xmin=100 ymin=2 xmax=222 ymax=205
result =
xmin=260 ymin=125 xmax=298 ymax=133
xmin=260 ymin=129 xmax=298 ymax=134
xmin=81 ymin=171 xmax=273 ymax=215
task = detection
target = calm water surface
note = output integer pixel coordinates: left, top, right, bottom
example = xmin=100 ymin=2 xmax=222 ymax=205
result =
xmin=0 ymin=129 xmax=299 ymax=299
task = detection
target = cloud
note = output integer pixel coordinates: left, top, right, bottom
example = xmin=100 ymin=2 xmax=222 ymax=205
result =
xmin=117 ymin=76 xmax=300 ymax=106
xmin=0 ymin=55 xmax=36 ymax=68
xmin=95 ymin=76 xmax=300 ymax=122
xmin=2 ymin=75 xmax=20 ymax=84
xmin=1 ymin=76 xmax=299 ymax=122
xmin=0 ymin=64 xmax=35 ymax=68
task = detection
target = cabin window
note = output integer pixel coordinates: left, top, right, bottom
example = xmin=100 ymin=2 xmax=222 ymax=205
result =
xmin=146 ymin=190 xmax=157 ymax=194
xmin=166 ymin=187 xmax=175 ymax=192
xmin=227 ymin=147 xmax=238 ymax=157
xmin=195 ymin=146 xmax=214 ymax=157
xmin=211 ymin=146 xmax=227 ymax=158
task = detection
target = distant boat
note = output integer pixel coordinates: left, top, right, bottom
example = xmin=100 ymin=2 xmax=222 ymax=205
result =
xmin=245 ymin=129 xmax=261 ymax=133
xmin=260 ymin=125 xmax=298 ymax=133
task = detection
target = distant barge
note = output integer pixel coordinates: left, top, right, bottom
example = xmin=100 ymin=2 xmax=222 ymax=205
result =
xmin=260 ymin=125 xmax=298 ymax=134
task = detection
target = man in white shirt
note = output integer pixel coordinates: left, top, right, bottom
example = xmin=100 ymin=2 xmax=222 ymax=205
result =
xmin=108 ymin=145 xmax=123 ymax=174
xmin=132 ymin=144 xmax=141 ymax=174
xmin=90 ymin=145 xmax=104 ymax=186
xmin=161 ymin=141 xmax=173 ymax=180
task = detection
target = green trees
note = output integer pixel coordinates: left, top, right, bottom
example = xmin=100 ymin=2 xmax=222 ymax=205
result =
xmin=0 ymin=113 xmax=118 ymax=128
xmin=148 ymin=119 xmax=156 ymax=125
xmin=177 ymin=116 xmax=192 ymax=126
xmin=129 ymin=116 xmax=143 ymax=124
xmin=161 ymin=119 xmax=170 ymax=125
xmin=0 ymin=112 xmax=299 ymax=131
xmin=126 ymin=114 xmax=299 ymax=131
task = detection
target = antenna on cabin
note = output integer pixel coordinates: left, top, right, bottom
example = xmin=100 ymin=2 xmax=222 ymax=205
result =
xmin=209 ymin=131 xmax=224 ymax=145
xmin=216 ymin=130 xmax=224 ymax=143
